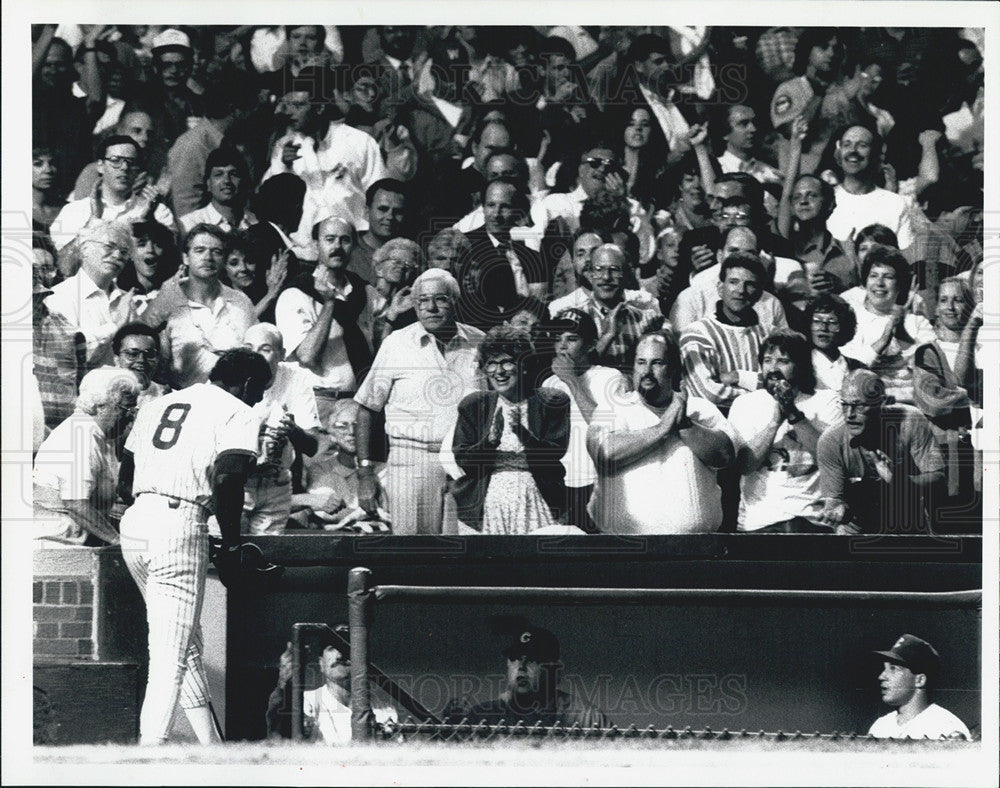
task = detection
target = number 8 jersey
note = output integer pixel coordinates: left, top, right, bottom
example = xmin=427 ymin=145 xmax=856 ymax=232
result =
xmin=126 ymin=383 xmax=262 ymax=510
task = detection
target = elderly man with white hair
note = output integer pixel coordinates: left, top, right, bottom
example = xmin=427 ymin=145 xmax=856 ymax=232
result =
xmin=240 ymin=323 xmax=321 ymax=533
xmin=354 ymin=268 xmax=486 ymax=534
xmin=44 ymin=221 xmax=139 ymax=370
xmin=33 ymin=368 xmax=141 ymax=546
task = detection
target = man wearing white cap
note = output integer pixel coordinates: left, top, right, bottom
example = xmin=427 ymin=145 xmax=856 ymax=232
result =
xmin=148 ymin=28 xmax=203 ymax=145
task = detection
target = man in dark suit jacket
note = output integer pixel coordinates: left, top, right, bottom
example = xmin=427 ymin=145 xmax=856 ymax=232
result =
xmin=459 ymin=178 xmax=548 ymax=332
xmin=371 ymin=26 xmax=423 ymax=125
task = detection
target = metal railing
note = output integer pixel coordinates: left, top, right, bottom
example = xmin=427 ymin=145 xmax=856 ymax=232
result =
xmin=298 ymin=567 xmax=982 ymax=743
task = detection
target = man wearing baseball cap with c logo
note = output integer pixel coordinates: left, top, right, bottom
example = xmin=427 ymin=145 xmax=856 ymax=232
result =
xmin=445 ymin=625 xmax=609 ymax=730
xmin=869 ymin=633 xmax=971 ymax=740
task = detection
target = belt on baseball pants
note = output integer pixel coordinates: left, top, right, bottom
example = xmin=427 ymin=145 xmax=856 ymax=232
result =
xmin=313 ymin=388 xmax=356 ymax=400
xmin=390 ymin=437 xmax=443 ymax=454
xmin=135 ymin=492 xmax=211 ymax=522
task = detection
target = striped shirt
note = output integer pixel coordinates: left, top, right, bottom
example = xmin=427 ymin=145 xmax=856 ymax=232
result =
xmin=576 ymin=297 xmax=664 ymax=375
xmin=679 ymin=306 xmax=766 ymax=410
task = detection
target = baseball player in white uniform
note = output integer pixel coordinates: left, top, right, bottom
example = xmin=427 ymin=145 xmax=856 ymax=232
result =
xmin=117 ymin=348 xmax=273 ymax=745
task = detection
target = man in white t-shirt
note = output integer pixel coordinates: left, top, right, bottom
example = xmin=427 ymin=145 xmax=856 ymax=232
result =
xmin=587 ymin=332 xmax=735 ymax=533
xmin=868 ymin=633 xmax=971 ymax=740
xmin=729 ymin=329 xmax=843 ymax=531
xmin=826 ymin=124 xmax=914 ymax=250
xmin=241 ymin=323 xmax=321 ymax=534
xmin=540 ymin=309 xmax=628 ymax=531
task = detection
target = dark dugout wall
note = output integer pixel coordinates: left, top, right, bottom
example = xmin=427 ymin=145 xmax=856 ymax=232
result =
xmin=225 ymin=534 xmax=981 ymax=741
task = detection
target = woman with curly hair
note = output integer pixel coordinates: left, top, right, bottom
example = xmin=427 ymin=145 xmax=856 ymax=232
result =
xmin=452 ymin=325 xmax=571 ymax=534
xmin=221 ymin=228 xmax=289 ymax=323
xmin=839 ymin=244 xmax=935 ymax=403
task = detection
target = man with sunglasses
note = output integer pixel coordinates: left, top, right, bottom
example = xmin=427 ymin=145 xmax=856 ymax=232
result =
xmin=816 ymin=369 xmax=944 ymax=534
xmin=51 ymin=134 xmax=176 ymax=252
xmin=530 ymin=138 xmax=653 ymax=264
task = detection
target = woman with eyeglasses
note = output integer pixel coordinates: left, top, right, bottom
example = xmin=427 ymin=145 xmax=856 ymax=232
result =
xmin=806 ymin=292 xmax=866 ymax=392
xmin=292 ymin=399 xmax=389 ymax=531
xmin=452 ymin=325 xmax=572 ymax=534
xmin=364 ymin=237 xmax=423 ymax=351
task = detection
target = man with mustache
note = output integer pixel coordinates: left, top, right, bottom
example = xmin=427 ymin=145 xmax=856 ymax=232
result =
xmin=825 ymin=123 xmax=914 ymax=250
xmin=276 ymin=216 xmax=372 ymax=425
xmin=816 ymin=369 xmax=944 ymax=534
xmin=868 ymin=634 xmax=970 ymax=740
xmin=587 ymin=332 xmax=734 ymax=533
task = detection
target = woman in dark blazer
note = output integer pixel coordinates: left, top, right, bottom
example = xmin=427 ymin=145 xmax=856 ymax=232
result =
xmin=452 ymin=325 xmax=570 ymax=534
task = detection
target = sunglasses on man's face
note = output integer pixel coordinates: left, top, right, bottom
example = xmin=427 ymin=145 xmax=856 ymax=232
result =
xmin=584 ymin=156 xmax=615 ymax=171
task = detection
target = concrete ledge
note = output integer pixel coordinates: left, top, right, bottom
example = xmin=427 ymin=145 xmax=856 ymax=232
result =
xmin=33 ymin=546 xmax=97 ymax=577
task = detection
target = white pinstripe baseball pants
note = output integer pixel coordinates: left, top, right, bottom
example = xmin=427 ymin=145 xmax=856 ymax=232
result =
xmin=120 ymin=494 xmax=213 ymax=745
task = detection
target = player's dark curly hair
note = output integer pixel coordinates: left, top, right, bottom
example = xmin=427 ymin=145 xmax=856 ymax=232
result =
xmin=579 ymin=191 xmax=631 ymax=235
xmin=112 ymin=322 xmax=161 ymax=356
xmin=209 ymin=348 xmax=272 ymax=390
xmin=759 ymin=329 xmax=816 ymax=395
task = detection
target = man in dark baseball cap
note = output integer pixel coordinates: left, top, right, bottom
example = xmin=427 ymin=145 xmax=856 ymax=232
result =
xmin=539 ymin=309 xmax=629 ymax=532
xmin=501 ymin=625 xmax=561 ymax=665
xmin=868 ymin=634 xmax=971 ymax=739
xmin=444 ymin=625 xmax=608 ymax=731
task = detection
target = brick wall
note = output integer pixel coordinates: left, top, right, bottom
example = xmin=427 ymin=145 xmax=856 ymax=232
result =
xmin=33 ymin=576 xmax=95 ymax=659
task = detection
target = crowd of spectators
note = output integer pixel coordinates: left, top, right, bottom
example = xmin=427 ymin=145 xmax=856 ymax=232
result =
xmin=31 ymin=24 xmax=984 ymax=541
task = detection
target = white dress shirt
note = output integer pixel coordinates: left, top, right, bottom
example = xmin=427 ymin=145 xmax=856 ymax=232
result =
xmin=44 ymin=268 xmax=130 ymax=368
